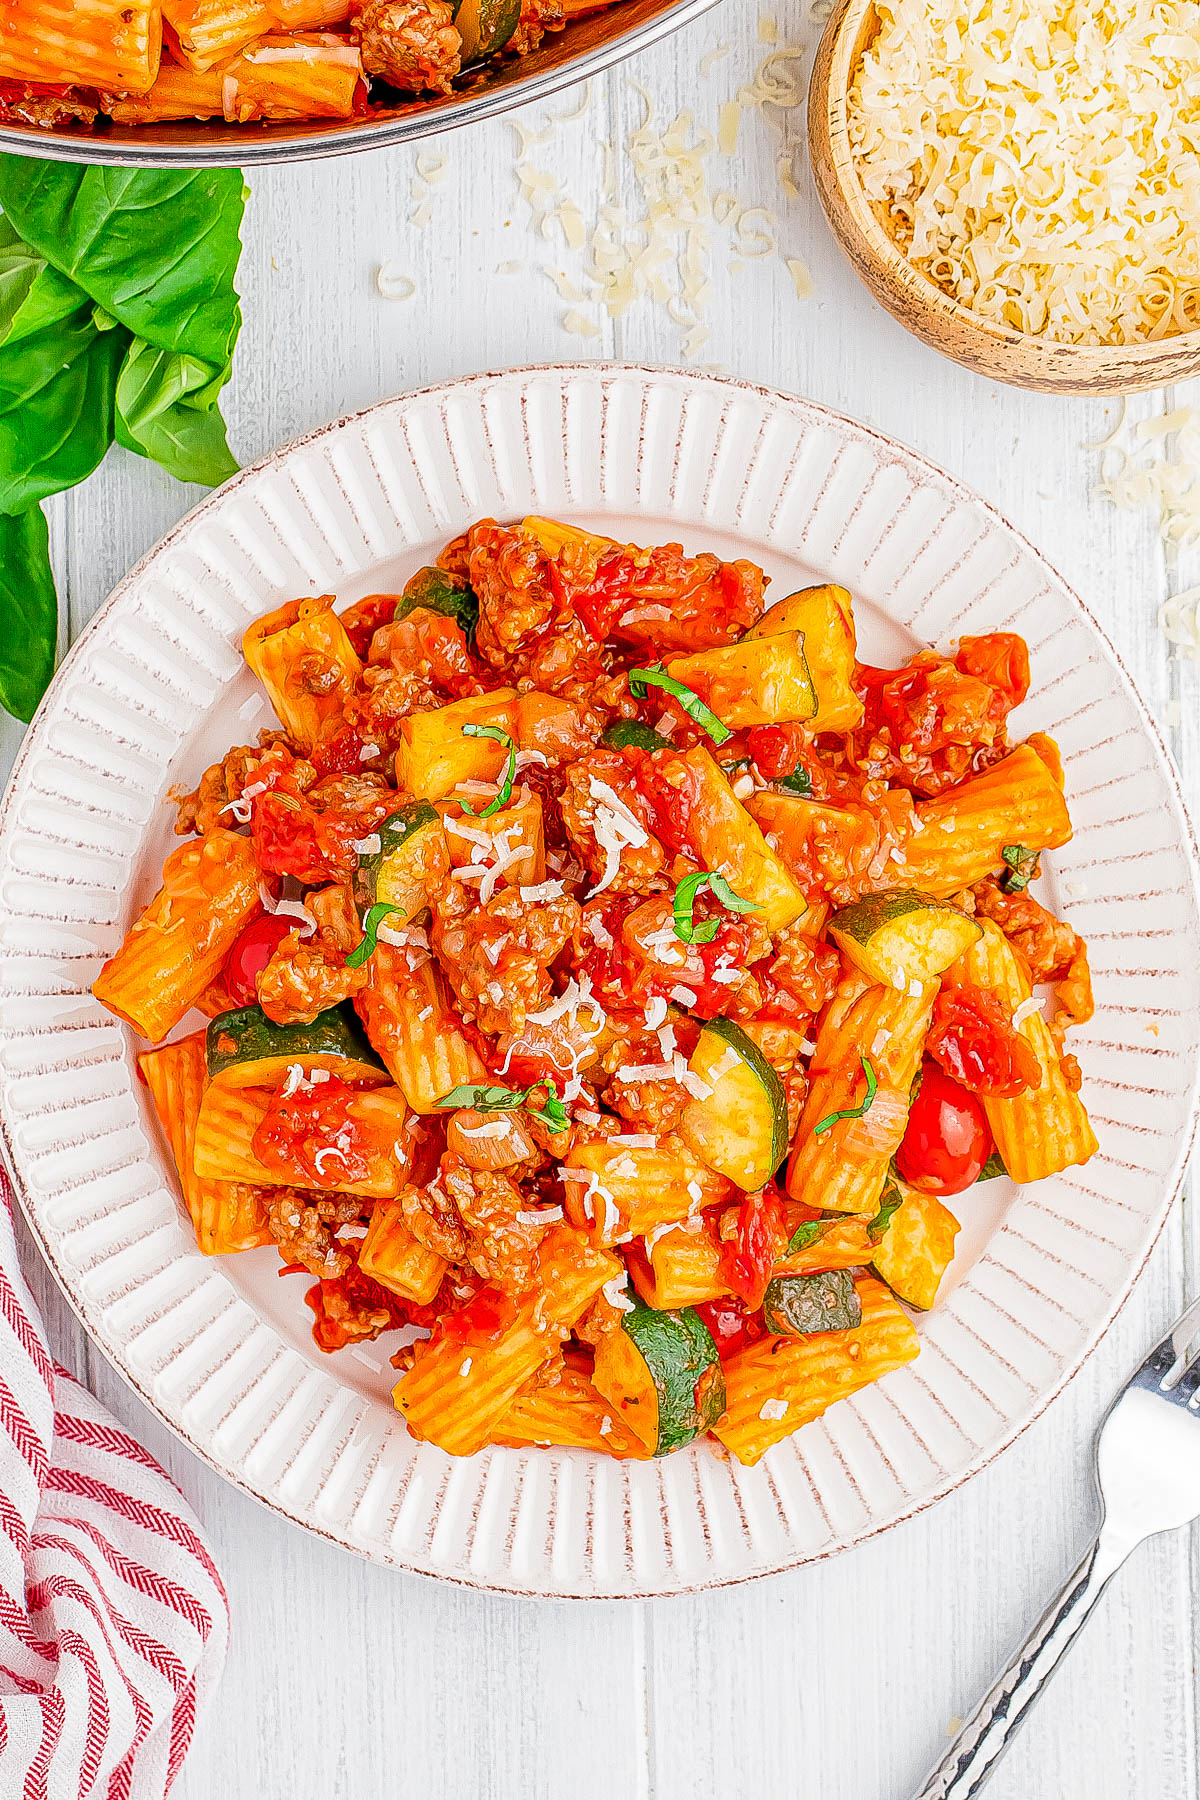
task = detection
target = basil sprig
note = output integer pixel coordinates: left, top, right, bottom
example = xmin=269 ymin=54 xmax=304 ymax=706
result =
xmin=776 ymin=763 xmax=812 ymax=796
xmin=628 ymin=665 xmax=731 ymax=746
xmin=459 ymin=724 xmax=517 ymax=819
xmin=672 ymin=871 xmax=760 ymax=945
xmin=435 ymin=1081 xmax=569 ymax=1135
xmin=867 ymin=1183 xmax=904 ymax=1243
xmin=813 ymin=1056 xmax=878 ymax=1136
xmin=345 ymin=902 xmax=401 ymax=968
xmin=784 ymin=1211 xmax=841 ymax=1256
xmin=999 ymin=843 xmax=1039 ymax=893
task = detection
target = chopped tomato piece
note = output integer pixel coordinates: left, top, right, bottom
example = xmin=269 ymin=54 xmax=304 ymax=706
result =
xmin=718 ymin=1184 xmax=788 ymax=1309
xmin=694 ymin=1297 xmax=766 ymax=1358
xmin=252 ymin=1072 xmax=372 ymax=1188
xmin=440 ymin=1287 xmax=518 ymax=1347
xmin=928 ymin=985 xmax=1041 ymax=1097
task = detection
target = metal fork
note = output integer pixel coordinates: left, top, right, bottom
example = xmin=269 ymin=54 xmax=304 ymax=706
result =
xmin=912 ymin=1296 xmax=1200 ymax=1799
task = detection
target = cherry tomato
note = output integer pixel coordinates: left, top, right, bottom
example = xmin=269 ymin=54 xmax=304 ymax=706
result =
xmin=440 ymin=1288 xmax=517 ymax=1348
xmin=896 ymin=1061 xmax=992 ymax=1195
xmin=221 ymin=912 xmax=296 ymax=1006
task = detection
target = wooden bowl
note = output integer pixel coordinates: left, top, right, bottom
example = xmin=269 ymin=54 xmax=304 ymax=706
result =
xmin=807 ymin=0 xmax=1200 ymax=395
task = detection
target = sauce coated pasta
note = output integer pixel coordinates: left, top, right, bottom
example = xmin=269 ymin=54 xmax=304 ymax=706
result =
xmin=98 ymin=513 xmax=1097 ymax=1464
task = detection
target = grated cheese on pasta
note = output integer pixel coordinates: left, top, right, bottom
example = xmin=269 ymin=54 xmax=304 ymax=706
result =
xmin=848 ymin=0 xmax=1200 ymax=345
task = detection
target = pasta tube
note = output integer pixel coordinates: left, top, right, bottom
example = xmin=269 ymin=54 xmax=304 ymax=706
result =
xmin=895 ymin=744 xmax=1072 ymax=897
xmin=242 ymin=594 xmax=361 ymax=751
xmin=92 ymin=828 xmax=260 ymax=1044
xmin=562 ymin=1138 xmax=730 ymax=1246
xmin=943 ymin=919 xmax=1097 ymax=1180
xmin=493 ymin=1362 xmax=650 ymax=1457
xmin=357 ymin=1197 xmax=446 ymax=1303
xmin=354 ymin=947 xmax=487 ymax=1113
xmin=138 ymin=1033 xmax=272 ymax=1255
xmin=193 ymin=1081 xmax=410 ymax=1197
xmin=714 ymin=1276 xmax=920 ymax=1465
xmin=786 ymin=970 xmax=937 ymax=1214
xmin=393 ymin=1226 xmax=618 ymax=1455
xmin=0 ymin=0 xmax=162 ymax=91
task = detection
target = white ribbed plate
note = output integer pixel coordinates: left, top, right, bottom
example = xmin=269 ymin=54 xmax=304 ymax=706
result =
xmin=2 ymin=364 xmax=1198 ymax=1598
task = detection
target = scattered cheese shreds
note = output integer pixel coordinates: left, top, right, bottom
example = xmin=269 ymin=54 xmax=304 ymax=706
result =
xmin=787 ymin=256 xmax=815 ymax=300
xmin=718 ymin=100 xmax=741 ymax=155
xmin=562 ymin=308 xmax=602 ymax=339
xmin=1096 ymin=405 xmax=1200 ymax=548
xmin=848 ymin=0 xmax=1200 ymax=345
xmin=375 ymin=262 xmax=416 ymax=301
xmin=1160 ymin=586 xmax=1200 ymax=661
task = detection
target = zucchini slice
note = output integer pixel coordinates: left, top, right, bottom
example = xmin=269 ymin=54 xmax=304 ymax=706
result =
xmin=206 ymin=1003 xmax=389 ymax=1092
xmin=762 ymin=1269 xmax=862 ymax=1336
xmin=665 ymin=633 xmax=817 ymax=728
xmin=592 ymin=1300 xmax=725 ymax=1455
xmin=353 ymin=799 xmax=449 ymax=919
xmin=870 ymin=1180 xmax=960 ymax=1310
xmin=829 ymin=889 xmax=982 ymax=989
xmin=398 ymin=565 xmax=478 ymax=636
xmin=745 ymin=584 xmax=863 ymax=733
xmin=453 ymin=0 xmax=521 ymax=61
xmin=600 ymin=719 xmax=662 ymax=752
xmin=678 ymin=1017 xmax=788 ymax=1192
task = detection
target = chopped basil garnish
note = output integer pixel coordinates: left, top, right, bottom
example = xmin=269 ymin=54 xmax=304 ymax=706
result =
xmin=672 ymin=870 xmax=761 ymax=945
xmin=867 ymin=1183 xmax=904 ymax=1243
xmin=628 ymin=665 xmax=732 ymax=746
xmin=435 ymin=1080 xmax=569 ymax=1135
xmin=459 ymin=724 xmax=517 ymax=819
xmin=813 ymin=1056 xmax=878 ymax=1136
xmin=776 ymin=763 xmax=812 ymax=796
xmin=975 ymin=1149 xmax=1008 ymax=1183
xmin=784 ymin=1211 xmax=840 ymax=1256
xmin=345 ymin=902 xmax=401 ymax=968
xmin=999 ymin=843 xmax=1039 ymax=893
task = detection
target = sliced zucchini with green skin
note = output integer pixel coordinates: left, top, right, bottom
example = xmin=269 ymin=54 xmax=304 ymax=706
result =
xmin=592 ymin=1300 xmax=725 ymax=1455
xmin=678 ymin=1017 xmax=788 ymax=1192
xmin=600 ymin=719 xmax=663 ymax=752
xmin=352 ymin=800 xmax=448 ymax=918
xmin=762 ymin=1269 xmax=862 ymax=1336
xmin=829 ymin=889 xmax=982 ymax=989
xmin=453 ymin=0 xmax=521 ymax=61
xmin=206 ymin=1003 xmax=389 ymax=1092
xmin=398 ymin=566 xmax=479 ymax=636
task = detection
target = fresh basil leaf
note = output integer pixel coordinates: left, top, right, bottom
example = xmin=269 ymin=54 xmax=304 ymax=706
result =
xmin=867 ymin=1183 xmax=904 ymax=1243
xmin=672 ymin=869 xmax=760 ymax=944
xmin=434 ymin=1080 xmax=568 ymax=1134
xmin=114 ymin=339 xmax=237 ymax=487
xmin=813 ymin=1056 xmax=879 ymax=1136
xmin=459 ymin=724 xmax=516 ymax=818
xmin=975 ymin=1149 xmax=1008 ymax=1183
xmin=628 ymin=664 xmax=732 ymax=746
xmin=776 ymin=763 xmax=812 ymax=796
xmin=399 ymin=566 xmax=479 ymax=637
xmin=0 ymin=505 xmax=56 ymax=721
xmin=0 ymin=161 xmax=246 ymax=366
xmin=784 ymin=1215 xmax=835 ymax=1256
xmin=0 ymin=216 xmax=127 ymax=512
xmin=345 ymin=902 xmax=400 ymax=968
xmin=999 ymin=843 xmax=1039 ymax=893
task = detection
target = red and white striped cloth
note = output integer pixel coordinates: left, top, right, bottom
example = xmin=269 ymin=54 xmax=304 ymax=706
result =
xmin=0 ymin=1168 xmax=228 ymax=1799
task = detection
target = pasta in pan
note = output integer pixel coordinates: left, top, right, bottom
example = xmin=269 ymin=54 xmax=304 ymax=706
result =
xmin=101 ymin=513 xmax=1097 ymax=1465
xmin=0 ymin=0 xmax=622 ymax=136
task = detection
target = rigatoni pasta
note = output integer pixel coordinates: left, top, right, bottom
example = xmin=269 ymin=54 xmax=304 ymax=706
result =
xmin=93 ymin=512 xmax=1097 ymax=1465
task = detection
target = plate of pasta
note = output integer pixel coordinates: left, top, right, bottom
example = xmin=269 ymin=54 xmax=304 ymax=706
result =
xmin=1 ymin=363 xmax=1198 ymax=1596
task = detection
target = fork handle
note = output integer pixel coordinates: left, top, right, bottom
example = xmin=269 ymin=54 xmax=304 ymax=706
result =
xmin=910 ymin=1518 xmax=1130 ymax=1799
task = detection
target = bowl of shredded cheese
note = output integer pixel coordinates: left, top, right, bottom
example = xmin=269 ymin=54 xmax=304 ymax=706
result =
xmin=808 ymin=0 xmax=1200 ymax=393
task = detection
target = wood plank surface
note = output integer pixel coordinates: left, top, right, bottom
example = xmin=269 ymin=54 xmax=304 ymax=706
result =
xmin=3 ymin=2 xmax=1199 ymax=1796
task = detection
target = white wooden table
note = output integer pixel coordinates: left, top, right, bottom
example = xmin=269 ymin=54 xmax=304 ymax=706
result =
xmin=4 ymin=3 xmax=1200 ymax=1795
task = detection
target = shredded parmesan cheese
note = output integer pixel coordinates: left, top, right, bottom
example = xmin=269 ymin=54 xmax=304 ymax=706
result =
xmin=759 ymin=1397 xmax=789 ymax=1421
xmin=849 ymin=0 xmax=1200 ymax=345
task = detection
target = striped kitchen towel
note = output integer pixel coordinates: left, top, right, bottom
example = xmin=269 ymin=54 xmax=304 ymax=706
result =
xmin=0 ymin=1167 xmax=228 ymax=1799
